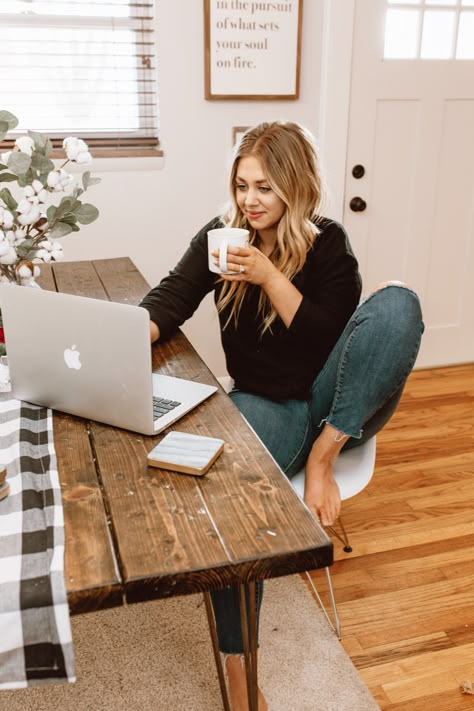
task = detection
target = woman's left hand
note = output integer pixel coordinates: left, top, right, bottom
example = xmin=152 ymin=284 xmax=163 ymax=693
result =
xmin=212 ymin=245 xmax=278 ymax=286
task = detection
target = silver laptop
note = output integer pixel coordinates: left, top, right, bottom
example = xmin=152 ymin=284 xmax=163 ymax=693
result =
xmin=0 ymin=285 xmax=217 ymax=435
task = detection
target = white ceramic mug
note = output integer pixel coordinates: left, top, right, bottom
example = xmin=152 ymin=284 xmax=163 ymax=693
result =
xmin=207 ymin=227 xmax=249 ymax=274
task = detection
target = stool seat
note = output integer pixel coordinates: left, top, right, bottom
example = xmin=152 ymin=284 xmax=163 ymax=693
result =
xmin=290 ymin=436 xmax=376 ymax=501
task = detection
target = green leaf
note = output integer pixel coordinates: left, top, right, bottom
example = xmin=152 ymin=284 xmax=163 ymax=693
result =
xmin=31 ymin=152 xmax=54 ymax=174
xmin=0 ymin=187 xmax=18 ymax=211
xmin=0 ymin=111 xmax=18 ymax=141
xmin=75 ymin=203 xmax=99 ymax=225
xmin=8 ymin=152 xmax=31 ymax=176
xmin=60 ymin=214 xmax=78 ymax=226
xmin=46 ymin=205 xmax=57 ymax=223
xmin=82 ymin=171 xmax=101 ymax=190
xmin=55 ymin=196 xmax=81 ymax=220
xmin=16 ymin=239 xmax=38 ymax=259
xmin=27 ymin=130 xmax=50 ymax=155
xmin=0 ymin=172 xmax=18 ymax=183
xmin=17 ymin=175 xmax=30 ymax=188
xmin=73 ymin=186 xmax=84 ymax=198
xmin=0 ymin=111 xmax=19 ymax=130
xmin=49 ymin=221 xmax=73 ymax=238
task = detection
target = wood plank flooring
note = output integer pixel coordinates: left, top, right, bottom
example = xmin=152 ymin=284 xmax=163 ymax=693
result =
xmin=306 ymin=364 xmax=474 ymax=710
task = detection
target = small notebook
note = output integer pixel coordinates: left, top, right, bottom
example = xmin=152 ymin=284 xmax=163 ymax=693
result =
xmin=147 ymin=431 xmax=225 ymax=476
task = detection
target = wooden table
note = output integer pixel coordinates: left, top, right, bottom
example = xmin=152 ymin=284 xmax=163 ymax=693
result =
xmin=37 ymin=257 xmax=333 ymax=709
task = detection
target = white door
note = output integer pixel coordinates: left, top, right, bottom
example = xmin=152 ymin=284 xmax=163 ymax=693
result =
xmin=344 ymin=0 xmax=474 ymax=367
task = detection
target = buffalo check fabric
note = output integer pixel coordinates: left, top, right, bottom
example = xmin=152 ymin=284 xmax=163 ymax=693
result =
xmin=0 ymin=394 xmax=75 ymax=689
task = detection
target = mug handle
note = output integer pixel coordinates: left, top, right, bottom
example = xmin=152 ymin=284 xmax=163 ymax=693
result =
xmin=219 ymin=240 xmax=228 ymax=273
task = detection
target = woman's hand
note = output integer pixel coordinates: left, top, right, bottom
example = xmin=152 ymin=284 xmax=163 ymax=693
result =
xmin=212 ymin=245 xmax=278 ymax=286
xmin=213 ymin=245 xmax=303 ymax=329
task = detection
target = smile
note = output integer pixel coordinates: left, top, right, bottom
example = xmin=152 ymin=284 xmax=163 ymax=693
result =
xmin=247 ymin=212 xmax=265 ymax=219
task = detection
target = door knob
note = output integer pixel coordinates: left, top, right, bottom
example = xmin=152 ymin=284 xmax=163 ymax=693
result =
xmin=350 ymin=197 xmax=367 ymax=212
xmin=352 ymin=164 xmax=365 ymax=179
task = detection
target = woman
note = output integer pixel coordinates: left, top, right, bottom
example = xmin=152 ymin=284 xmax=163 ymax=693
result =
xmin=140 ymin=121 xmax=424 ymax=710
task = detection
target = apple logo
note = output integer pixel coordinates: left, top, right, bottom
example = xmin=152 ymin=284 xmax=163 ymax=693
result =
xmin=63 ymin=345 xmax=82 ymax=370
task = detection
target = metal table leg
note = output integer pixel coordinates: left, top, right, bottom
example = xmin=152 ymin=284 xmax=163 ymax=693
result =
xmin=239 ymin=582 xmax=258 ymax=711
xmin=203 ymin=591 xmax=231 ymax=711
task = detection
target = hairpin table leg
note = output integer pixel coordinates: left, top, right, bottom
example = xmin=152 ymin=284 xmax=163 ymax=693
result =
xmin=203 ymin=591 xmax=231 ymax=711
xmin=239 ymin=582 xmax=258 ymax=711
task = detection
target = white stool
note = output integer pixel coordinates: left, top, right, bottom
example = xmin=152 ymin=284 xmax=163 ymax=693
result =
xmin=290 ymin=437 xmax=376 ymax=638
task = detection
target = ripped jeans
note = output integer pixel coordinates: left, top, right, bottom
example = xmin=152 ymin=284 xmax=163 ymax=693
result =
xmin=210 ymin=285 xmax=424 ymax=653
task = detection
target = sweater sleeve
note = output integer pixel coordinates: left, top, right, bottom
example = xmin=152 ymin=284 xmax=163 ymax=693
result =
xmin=139 ymin=217 xmax=221 ymax=340
xmin=286 ymin=220 xmax=362 ymax=348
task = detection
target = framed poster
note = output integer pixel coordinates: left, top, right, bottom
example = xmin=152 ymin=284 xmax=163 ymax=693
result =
xmin=204 ymin=0 xmax=303 ymax=100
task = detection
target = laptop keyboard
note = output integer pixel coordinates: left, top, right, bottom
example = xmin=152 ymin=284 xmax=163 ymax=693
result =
xmin=153 ymin=396 xmax=182 ymax=419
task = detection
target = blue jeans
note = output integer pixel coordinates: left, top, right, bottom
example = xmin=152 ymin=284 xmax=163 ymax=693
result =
xmin=211 ymin=285 xmax=424 ymax=653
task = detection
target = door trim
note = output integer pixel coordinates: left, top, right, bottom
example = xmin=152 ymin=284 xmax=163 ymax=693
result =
xmin=319 ymin=0 xmax=355 ymax=222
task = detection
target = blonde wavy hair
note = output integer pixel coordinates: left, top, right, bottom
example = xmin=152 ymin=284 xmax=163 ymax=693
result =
xmin=217 ymin=121 xmax=325 ymax=333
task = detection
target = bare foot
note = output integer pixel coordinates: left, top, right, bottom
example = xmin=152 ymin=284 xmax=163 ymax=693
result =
xmin=303 ymin=423 xmax=349 ymax=526
xmin=304 ymin=457 xmax=341 ymax=526
xmin=225 ymin=654 xmax=268 ymax=711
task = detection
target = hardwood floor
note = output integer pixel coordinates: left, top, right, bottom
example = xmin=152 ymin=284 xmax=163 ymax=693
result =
xmin=307 ymin=364 xmax=474 ymax=710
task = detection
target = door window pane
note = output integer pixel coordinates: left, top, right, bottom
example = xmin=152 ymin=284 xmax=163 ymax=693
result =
xmin=457 ymin=12 xmax=474 ymax=57
xmin=421 ymin=11 xmax=456 ymax=58
xmin=384 ymin=9 xmax=420 ymax=58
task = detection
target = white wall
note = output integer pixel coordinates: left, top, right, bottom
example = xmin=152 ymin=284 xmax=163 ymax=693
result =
xmin=61 ymin=0 xmax=325 ymax=378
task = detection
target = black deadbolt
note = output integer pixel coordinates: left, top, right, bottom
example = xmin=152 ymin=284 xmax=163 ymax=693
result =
xmin=352 ymin=164 xmax=365 ymax=179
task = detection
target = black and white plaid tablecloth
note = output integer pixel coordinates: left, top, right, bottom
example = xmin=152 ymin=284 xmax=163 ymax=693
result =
xmin=0 ymin=394 xmax=75 ymax=689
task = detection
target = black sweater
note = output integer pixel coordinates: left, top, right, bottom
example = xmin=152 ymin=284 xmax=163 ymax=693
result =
xmin=140 ymin=216 xmax=362 ymax=401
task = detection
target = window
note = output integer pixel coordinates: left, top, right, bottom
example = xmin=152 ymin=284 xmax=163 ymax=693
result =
xmin=0 ymin=0 xmax=160 ymax=156
xmin=384 ymin=0 xmax=474 ymax=59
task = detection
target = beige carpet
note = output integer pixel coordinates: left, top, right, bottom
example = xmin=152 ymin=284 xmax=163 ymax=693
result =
xmin=0 ymin=575 xmax=379 ymax=711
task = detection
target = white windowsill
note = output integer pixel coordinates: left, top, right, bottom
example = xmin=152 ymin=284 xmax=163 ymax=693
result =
xmin=67 ymin=155 xmax=165 ymax=174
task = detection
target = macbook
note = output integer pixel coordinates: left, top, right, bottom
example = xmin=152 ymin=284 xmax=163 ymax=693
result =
xmin=0 ymin=285 xmax=217 ymax=435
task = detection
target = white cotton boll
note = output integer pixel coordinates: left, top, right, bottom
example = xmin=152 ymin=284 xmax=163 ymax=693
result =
xmin=5 ymin=231 xmax=14 ymax=242
xmin=63 ymin=136 xmax=91 ymax=163
xmin=17 ymin=263 xmax=33 ymax=279
xmin=17 ymin=198 xmax=31 ymax=214
xmin=35 ymin=248 xmax=51 ymax=263
xmin=0 ymin=239 xmax=10 ymax=257
xmin=47 ymin=170 xmax=59 ymax=188
xmin=0 ymin=246 xmax=18 ymax=265
xmin=23 ymin=185 xmax=35 ymax=198
xmin=76 ymin=151 xmax=92 ymax=164
xmin=38 ymin=240 xmax=52 ymax=251
xmin=0 ymin=209 xmax=14 ymax=229
xmin=15 ymin=136 xmax=35 ymax=156
xmin=51 ymin=249 xmax=64 ymax=261
xmin=32 ymin=179 xmax=43 ymax=193
xmin=37 ymin=189 xmax=48 ymax=203
xmin=17 ymin=205 xmax=40 ymax=226
xmin=33 ymin=265 xmax=41 ymax=278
